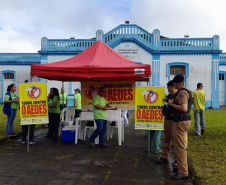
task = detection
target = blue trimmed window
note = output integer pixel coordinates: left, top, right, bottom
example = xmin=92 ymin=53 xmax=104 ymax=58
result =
xmin=219 ymin=74 xmax=225 ymax=80
xmin=166 ymin=62 xmax=189 ymax=86
xmin=4 ymin=73 xmax=14 ymax=79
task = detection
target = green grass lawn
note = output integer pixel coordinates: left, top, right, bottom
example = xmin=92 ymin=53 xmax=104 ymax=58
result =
xmin=188 ymin=107 xmax=226 ymax=185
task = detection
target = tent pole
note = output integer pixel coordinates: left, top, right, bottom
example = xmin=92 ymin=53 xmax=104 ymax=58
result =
xmin=62 ymin=81 xmax=64 ymax=110
xmin=148 ymin=76 xmax=151 ymax=87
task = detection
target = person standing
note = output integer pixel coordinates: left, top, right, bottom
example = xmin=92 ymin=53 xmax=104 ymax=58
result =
xmin=74 ymin=88 xmax=81 ymax=118
xmin=121 ymin=110 xmax=129 ymax=125
xmin=59 ymin=87 xmax=68 ymax=111
xmin=156 ymin=80 xmax=178 ymax=163
xmin=193 ymin=83 xmax=205 ymax=136
xmin=21 ymin=80 xmax=36 ymax=144
xmin=3 ymin=84 xmax=19 ymax=137
xmin=168 ymin=74 xmax=193 ymax=180
xmin=89 ymin=87 xmax=111 ymax=147
xmin=148 ymin=130 xmax=162 ymax=154
xmin=46 ymin=88 xmax=60 ymax=139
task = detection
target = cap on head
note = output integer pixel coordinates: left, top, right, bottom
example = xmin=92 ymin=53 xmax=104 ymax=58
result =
xmin=167 ymin=80 xmax=174 ymax=87
xmin=173 ymin=74 xmax=184 ymax=83
xmin=74 ymin=88 xmax=80 ymax=93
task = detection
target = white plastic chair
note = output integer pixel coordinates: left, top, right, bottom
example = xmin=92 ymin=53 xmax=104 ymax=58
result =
xmin=106 ymin=110 xmax=124 ymax=145
xmin=58 ymin=107 xmax=75 ymax=136
xmin=83 ymin=121 xmax=94 ymax=141
xmin=78 ymin=112 xmax=94 ymax=140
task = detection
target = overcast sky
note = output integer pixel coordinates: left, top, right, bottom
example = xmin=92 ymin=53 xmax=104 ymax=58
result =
xmin=1 ymin=0 xmax=226 ymax=53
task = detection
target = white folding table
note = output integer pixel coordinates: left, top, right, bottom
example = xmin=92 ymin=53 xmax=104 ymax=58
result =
xmin=74 ymin=110 xmax=124 ymax=145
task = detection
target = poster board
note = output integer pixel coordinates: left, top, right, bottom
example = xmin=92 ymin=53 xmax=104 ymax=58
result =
xmin=81 ymin=81 xmax=135 ymax=111
xmin=19 ymin=82 xmax=48 ymax=125
xmin=135 ymin=86 xmax=165 ymax=130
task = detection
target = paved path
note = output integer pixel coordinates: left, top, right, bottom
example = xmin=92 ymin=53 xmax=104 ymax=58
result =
xmin=0 ymin=122 xmax=194 ymax=185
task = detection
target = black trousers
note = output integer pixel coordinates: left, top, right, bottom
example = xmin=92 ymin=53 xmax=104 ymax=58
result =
xmin=48 ymin=113 xmax=60 ymax=136
xmin=22 ymin=125 xmax=35 ymax=141
xmin=60 ymin=104 xmax=67 ymax=111
xmin=75 ymin=109 xmax=81 ymax=118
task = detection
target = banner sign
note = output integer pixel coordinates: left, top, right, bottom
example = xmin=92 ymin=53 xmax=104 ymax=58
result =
xmin=135 ymin=87 xmax=165 ymax=130
xmin=19 ymin=82 xmax=49 ymax=125
xmin=81 ymin=81 xmax=135 ymax=111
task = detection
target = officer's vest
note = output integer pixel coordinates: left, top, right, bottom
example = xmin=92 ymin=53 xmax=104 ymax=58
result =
xmin=162 ymin=93 xmax=175 ymax=116
xmin=172 ymin=88 xmax=193 ymax=115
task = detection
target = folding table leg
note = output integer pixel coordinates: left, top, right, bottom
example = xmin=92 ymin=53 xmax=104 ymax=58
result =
xmin=75 ymin=119 xmax=78 ymax=144
xmin=118 ymin=120 xmax=122 ymax=145
xmin=121 ymin=120 xmax=124 ymax=142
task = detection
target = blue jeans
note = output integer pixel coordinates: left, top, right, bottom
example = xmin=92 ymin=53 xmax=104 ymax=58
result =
xmin=89 ymin=119 xmax=107 ymax=145
xmin=6 ymin=109 xmax=17 ymax=135
xmin=194 ymin=109 xmax=205 ymax=135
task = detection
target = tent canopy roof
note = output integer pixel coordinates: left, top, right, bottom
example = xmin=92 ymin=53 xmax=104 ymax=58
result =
xmin=31 ymin=40 xmax=151 ymax=82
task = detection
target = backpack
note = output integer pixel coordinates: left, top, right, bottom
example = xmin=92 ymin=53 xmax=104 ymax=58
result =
xmin=3 ymin=91 xmax=12 ymax=116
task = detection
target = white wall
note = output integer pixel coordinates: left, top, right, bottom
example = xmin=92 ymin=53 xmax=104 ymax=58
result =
xmin=114 ymin=43 xmax=152 ymax=65
xmin=48 ymin=55 xmax=73 ymax=63
xmin=160 ymin=54 xmax=212 ymax=101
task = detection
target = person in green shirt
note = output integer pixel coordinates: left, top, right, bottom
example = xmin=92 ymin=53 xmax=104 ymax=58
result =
xmin=4 ymin=84 xmax=19 ymax=137
xmin=74 ymin=88 xmax=81 ymax=118
xmin=193 ymin=83 xmax=206 ymax=136
xmin=59 ymin=87 xmax=68 ymax=111
xmin=89 ymin=87 xmax=111 ymax=147
xmin=59 ymin=87 xmax=68 ymax=120
xmin=45 ymin=88 xmax=60 ymax=139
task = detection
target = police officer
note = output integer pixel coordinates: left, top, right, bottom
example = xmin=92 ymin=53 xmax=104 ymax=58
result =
xmin=156 ymin=80 xmax=178 ymax=163
xmin=168 ymin=74 xmax=193 ymax=180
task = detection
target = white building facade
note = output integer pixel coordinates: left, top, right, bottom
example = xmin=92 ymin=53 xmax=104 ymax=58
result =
xmin=0 ymin=23 xmax=224 ymax=108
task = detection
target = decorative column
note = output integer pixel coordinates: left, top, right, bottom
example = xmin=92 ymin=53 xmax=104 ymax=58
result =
xmin=40 ymin=54 xmax=48 ymax=82
xmin=96 ymin=30 xmax=104 ymax=41
xmin=152 ymin=54 xmax=160 ymax=86
xmin=211 ymin=54 xmax=220 ymax=109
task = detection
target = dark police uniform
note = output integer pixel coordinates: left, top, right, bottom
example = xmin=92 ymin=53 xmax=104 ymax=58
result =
xmin=161 ymin=93 xmax=174 ymax=160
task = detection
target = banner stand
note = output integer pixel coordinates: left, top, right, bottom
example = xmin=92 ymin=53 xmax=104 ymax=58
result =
xmin=19 ymin=80 xmax=48 ymax=153
xmin=147 ymin=130 xmax=151 ymax=155
xmin=146 ymin=77 xmax=151 ymax=155
xmin=27 ymin=125 xmax=30 ymax=152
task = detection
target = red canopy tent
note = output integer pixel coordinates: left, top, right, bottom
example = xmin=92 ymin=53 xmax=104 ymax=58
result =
xmin=31 ymin=40 xmax=151 ymax=81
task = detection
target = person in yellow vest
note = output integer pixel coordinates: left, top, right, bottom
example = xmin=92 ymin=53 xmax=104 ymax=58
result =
xmin=59 ymin=87 xmax=68 ymax=111
xmin=193 ymin=83 xmax=205 ymax=136
xmin=74 ymin=88 xmax=81 ymax=118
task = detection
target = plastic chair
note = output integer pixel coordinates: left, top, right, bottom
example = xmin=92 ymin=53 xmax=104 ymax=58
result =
xmin=78 ymin=112 xmax=94 ymax=140
xmin=106 ymin=110 xmax=124 ymax=145
xmin=58 ymin=107 xmax=75 ymax=136
xmin=83 ymin=121 xmax=94 ymax=141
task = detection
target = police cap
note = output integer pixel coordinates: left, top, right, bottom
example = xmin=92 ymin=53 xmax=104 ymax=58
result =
xmin=173 ymin=74 xmax=184 ymax=83
xmin=74 ymin=88 xmax=80 ymax=92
